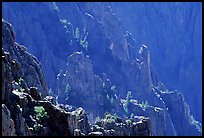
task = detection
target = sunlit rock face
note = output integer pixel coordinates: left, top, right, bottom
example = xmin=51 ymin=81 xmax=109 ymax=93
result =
xmin=110 ymin=2 xmax=202 ymax=122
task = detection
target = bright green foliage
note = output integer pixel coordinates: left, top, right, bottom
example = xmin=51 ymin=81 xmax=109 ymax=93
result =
xmin=34 ymin=106 xmax=48 ymax=121
xmin=104 ymin=113 xmax=115 ymax=124
xmin=104 ymin=113 xmax=120 ymax=124
xmin=19 ymin=87 xmax=25 ymax=93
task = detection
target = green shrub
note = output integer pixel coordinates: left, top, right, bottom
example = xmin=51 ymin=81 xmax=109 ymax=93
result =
xmin=19 ymin=87 xmax=25 ymax=93
xmin=34 ymin=106 xmax=48 ymax=121
xmin=104 ymin=113 xmax=116 ymax=124
xmin=103 ymin=113 xmax=121 ymax=125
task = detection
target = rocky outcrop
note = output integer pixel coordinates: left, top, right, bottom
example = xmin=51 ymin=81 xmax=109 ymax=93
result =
xmin=2 ymin=2 xmax=68 ymax=92
xmin=92 ymin=114 xmax=151 ymax=136
xmin=56 ymin=51 xmax=124 ymax=122
xmin=155 ymin=87 xmax=202 ymax=136
xmin=126 ymin=100 xmax=171 ymax=136
xmin=2 ymin=19 xmax=48 ymax=97
xmin=2 ymin=104 xmax=16 ymax=136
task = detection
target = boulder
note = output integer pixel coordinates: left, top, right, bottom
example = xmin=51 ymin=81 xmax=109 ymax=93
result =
xmin=30 ymin=87 xmax=43 ymax=101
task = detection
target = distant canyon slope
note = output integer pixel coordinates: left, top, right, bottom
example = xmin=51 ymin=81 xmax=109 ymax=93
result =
xmin=110 ymin=2 xmax=202 ymax=122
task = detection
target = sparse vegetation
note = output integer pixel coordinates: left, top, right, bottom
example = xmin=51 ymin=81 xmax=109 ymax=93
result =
xmin=18 ymin=77 xmax=24 ymax=85
xmin=19 ymin=87 xmax=25 ymax=93
xmin=74 ymin=27 xmax=89 ymax=51
xmin=75 ymin=27 xmax=80 ymax=40
xmin=94 ymin=116 xmax=101 ymax=124
xmin=139 ymin=101 xmax=149 ymax=111
xmin=34 ymin=106 xmax=49 ymax=121
xmin=103 ymin=113 xmax=121 ymax=124
xmin=190 ymin=116 xmax=202 ymax=132
xmin=123 ymin=91 xmax=132 ymax=114
xmin=17 ymin=78 xmax=25 ymax=93
xmin=65 ymin=83 xmax=71 ymax=101
xmin=126 ymin=119 xmax=132 ymax=125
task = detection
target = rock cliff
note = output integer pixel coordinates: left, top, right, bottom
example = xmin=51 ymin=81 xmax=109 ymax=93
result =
xmin=2 ymin=19 xmax=151 ymax=136
xmin=2 ymin=2 xmax=202 ymax=136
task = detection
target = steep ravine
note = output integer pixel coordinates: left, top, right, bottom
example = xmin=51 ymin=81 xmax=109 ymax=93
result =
xmin=2 ymin=2 xmax=202 ymax=136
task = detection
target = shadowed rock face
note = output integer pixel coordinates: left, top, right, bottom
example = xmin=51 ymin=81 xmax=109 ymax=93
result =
xmin=2 ymin=19 xmax=48 ymax=97
xmin=2 ymin=104 xmax=16 ymax=136
xmin=2 ymin=2 xmax=202 ymax=136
